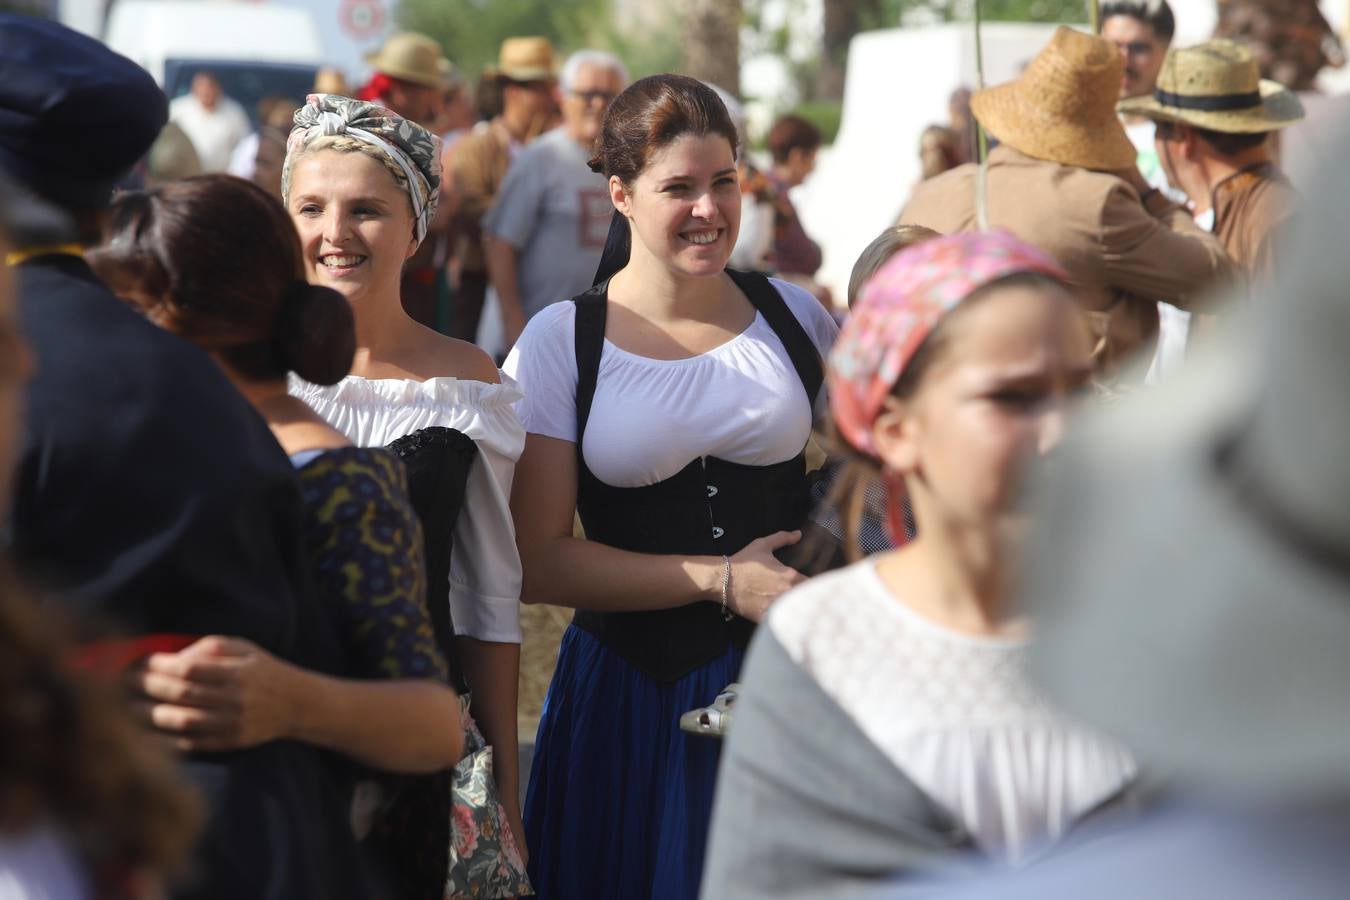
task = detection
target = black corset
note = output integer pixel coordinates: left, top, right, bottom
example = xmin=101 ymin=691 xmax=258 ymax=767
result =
xmin=568 ymin=269 xmax=824 ymax=683
xmin=386 ymin=426 xmax=478 ymax=694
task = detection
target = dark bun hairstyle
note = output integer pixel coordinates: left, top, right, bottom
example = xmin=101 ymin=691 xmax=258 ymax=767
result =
xmin=588 ymin=74 xmax=740 ymax=183
xmin=89 ymin=174 xmax=354 ymax=386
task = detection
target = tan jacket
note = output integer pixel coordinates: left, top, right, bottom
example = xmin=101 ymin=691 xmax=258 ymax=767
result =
xmin=1211 ymin=162 xmax=1297 ymax=283
xmin=450 ymin=120 xmax=513 ymax=273
xmin=900 ymin=146 xmax=1235 ymax=377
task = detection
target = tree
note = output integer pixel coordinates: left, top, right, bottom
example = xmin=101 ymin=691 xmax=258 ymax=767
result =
xmin=398 ymin=0 xmax=607 ymax=78
xmin=681 ymin=0 xmax=743 ymax=94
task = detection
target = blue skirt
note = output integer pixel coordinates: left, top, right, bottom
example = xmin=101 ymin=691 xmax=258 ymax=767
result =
xmin=524 ymin=624 xmax=745 ymax=900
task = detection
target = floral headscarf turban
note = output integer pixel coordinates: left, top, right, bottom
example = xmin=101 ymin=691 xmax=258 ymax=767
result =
xmin=282 ymin=93 xmax=441 ymax=244
xmin=829 ymin=230 xmax=1069 ymax=459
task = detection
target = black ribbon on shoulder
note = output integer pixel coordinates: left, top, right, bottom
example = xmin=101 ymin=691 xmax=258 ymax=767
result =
xmin=1154 ymin=88 xmax=1263 ymax=112
xmin=592 ymin=209 xmax=631 ymax=286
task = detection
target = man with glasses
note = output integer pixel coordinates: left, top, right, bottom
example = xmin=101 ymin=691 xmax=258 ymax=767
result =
xmin=449 ymin=36 xmax=558 ymax=342
xmin=480 ymin=50 xmax=628 ymax=353
xmin=1102 ymin=0 xmax=1178 ymax=190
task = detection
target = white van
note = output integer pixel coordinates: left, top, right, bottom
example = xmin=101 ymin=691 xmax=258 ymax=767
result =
xmin=103 ymin=0 xmax=325 ymax=122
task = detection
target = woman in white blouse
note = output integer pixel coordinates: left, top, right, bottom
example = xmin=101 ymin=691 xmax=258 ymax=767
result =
xmin=282 ymin=95 xmax=529 ymax=895
xmin=702 ymin=232 xmax=1138 ymax=899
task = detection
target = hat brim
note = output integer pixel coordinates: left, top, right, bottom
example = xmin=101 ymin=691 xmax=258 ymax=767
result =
xmin=1118 ymin=79 xmax=1306 ymax=134
xmin=497 ymin=67 xmax=556 ymax=83
xmin=363 ymin=50 xmax=453 ymax=89
xmin=1021 ymin=339 xmax=1350 ymax=796
xmin=973 ymin=81 xmax=1137 ymax=171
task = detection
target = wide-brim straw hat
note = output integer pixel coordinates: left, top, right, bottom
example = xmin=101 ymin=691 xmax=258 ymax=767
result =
xmin=364 ymin=31 xmax=453 ymax=89
xmin=1019 ymin=119 xmax=1350 ymax=798
xmin=494 ymin=36 xmax=556 ymax=83
xmin=972 ymin=26 xmax=1136 ymax=171
xmin=1118 ymin=39 xmax=1305 ymax=134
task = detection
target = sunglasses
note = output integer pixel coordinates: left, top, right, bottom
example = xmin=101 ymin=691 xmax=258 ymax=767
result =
xmin=570 ymin=89 xmax=617 ymax=105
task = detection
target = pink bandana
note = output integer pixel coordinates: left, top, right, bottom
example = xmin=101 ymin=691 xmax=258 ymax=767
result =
xmin=828 ymin=230 xmax=1068 ymax=458
xmin=828 ymin=231 xmax=1068 ymax=544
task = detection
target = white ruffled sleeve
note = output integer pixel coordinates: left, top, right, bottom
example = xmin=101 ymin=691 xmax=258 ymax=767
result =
xmin=446 ymin=378 xmax=526 ymax=644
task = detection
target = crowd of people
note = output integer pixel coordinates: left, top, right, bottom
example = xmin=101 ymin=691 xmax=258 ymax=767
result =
xmin=1 ymin=2 xmax=1348 ymax=899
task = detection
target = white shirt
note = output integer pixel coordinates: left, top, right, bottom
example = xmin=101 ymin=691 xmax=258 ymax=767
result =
xmin=169 ymin=94 xmax=252 ymax=173
xmin=290 ymin=373 xmax=525 ymax=644
xmin=769 ymin=561 xmax=1138 ymax=862
xmin=0 ymin=828 xmax=89 ymax=900
xmin=503 ymin=278 xmax=838 ymax=487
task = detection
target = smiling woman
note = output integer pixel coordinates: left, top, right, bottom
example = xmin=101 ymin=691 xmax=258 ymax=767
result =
xmin=282 ymin=93 xmax=531 ymax=900
xmin=503 ymin=74 xmax=839 ymax=899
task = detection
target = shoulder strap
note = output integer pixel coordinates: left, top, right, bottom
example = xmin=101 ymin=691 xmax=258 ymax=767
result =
xmin=726 ymin=268 xmax=824 ymax=411
xmin=572 ymin=281 xmax=609 ymax=455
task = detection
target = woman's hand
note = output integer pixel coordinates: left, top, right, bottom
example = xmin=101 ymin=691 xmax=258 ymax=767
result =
xmin=127 ymin=636 xmax=298 ymax=753
xmin=726 ymin=530 xmax=806 ymax=623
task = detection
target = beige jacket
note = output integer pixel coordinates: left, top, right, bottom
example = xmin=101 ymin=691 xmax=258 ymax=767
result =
xmin=900 ymin=146 xmax=1235 ymax=377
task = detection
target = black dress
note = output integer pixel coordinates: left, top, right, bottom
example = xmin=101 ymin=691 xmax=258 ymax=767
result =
xmin=11 ymin=254 xmax=368 ymax=900
xmin=365 ymin=426 xmax=478 ymax=900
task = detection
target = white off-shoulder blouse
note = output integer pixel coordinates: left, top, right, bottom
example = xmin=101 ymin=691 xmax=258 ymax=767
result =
xmin=290 ymin=373 xmax=525 ymax=644
xmin=769 ymin=560 xmax=1138 ymax=862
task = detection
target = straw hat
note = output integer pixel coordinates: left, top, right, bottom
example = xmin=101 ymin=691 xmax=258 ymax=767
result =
xmin=1021 ymin=119 xmax=1350 ymax=798
xmin=1118 ymin=39 xmax=1305 ymax=134
xmin=495 ymin=36 xmax=556 ymax=83
xmin=972 ymin=26 xmax=1136 ymax=171
xmin=364 ymin=32 xmax=452 ymax=89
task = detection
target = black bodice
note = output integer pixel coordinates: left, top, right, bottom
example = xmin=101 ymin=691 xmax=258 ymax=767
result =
xmin=569 ymin=269 xmax=824 ymax=682
xmin=385 ymin=425 xmax=479 ymax=694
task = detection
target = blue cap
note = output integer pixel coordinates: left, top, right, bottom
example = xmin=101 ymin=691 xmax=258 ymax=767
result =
xmin=0 ymin=14 xmax=167 ymax=210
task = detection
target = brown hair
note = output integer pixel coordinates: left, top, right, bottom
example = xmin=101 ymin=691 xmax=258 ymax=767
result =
xmin=0 ymin=559 xmax=200 ymax=894
xmin=588 ymin=74 xmax=740 ymax=183
xmin=766 ymin=114 xmax=822 ymax=165
xmin=1154 ymin=119 xmax=1269 ymax=156
xmin=847 ymin=224 xmax=940 ymax=308
xmin=89 ymin=175 xmax=355 ymax=385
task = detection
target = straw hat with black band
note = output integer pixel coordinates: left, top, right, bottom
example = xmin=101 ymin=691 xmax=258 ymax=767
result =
xmin=1020 ymin=119 xmax=1350 ymax=799
xmin=365 ymin=32 xmax=453 ymax=89
xmin=1118 ymin=39 xmax=1304 ymax=134
xmin=971 ymin=26 xmax=1137 ymax=171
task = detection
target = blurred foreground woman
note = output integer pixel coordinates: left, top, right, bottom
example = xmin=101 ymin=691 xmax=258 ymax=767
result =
xmin=702 ymin=232 xmax=1137 ymax=899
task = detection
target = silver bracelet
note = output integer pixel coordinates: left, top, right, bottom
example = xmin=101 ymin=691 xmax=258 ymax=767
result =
xmin=720 ymin=555 xmax=735 ymax=621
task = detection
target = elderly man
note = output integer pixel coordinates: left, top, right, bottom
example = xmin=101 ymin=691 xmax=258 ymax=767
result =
xmin=481 ymin=50 xmax=627 ymax=351
xmin=1121 ymin=39 xmax=1303 ymax=281
xmin=168 ymin=70 xmax=251 ymax=172
xmin=0 ymin=17 xmax=366 ymax=899
xmin=450 ymin=36 xmax=558 ymax=341
xmin=900 ymin=27 xmax=1233 ymax=380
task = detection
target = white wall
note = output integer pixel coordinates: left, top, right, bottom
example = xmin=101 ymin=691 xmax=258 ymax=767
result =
xmin=792 ymin=23 xmax=1059 ymax=302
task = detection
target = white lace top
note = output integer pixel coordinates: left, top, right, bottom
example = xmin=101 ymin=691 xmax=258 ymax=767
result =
xmin=768 ymin=560 xmax=1137 ymax=862
xmin=290 ymin=374 xmax=525 ymax=644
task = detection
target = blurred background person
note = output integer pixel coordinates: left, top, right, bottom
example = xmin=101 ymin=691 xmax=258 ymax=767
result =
xmin=227 ymin=96 xmax=303 ymax=198
xmin=144 ymin=120 xmax=202 ymax=187
xmin=313 ymin=66 xmax=349 ymax=98
xmin=90 ymin=174 xmax=465 ymax=899
xmin=283 ymin=94 xmax=531 ymax=898
xmin=1102 ymin=0 xmax=1176 ymax=191
xmin=168 ymin=70 xmax=251 ymax=173
xmin=1121 ymin=39 xmax=1303 ymax=282
xmin=0 ymin=17 xmax=369 ymax=899
xmin=450 ymin=36 xmax=558 ymax=342
xmin=918 ymin=124 xmax=963 ymax=181
xmin=901 ymin=27 xmax=1233 ymax=383
xmin=765 ymin=113 xmax=829 ymax=303
xmin=704 ymin=233 xmax=1136 ymax=900
xmin=480 ymin=49 xmax=628 ymax=356
xmin=358 ymin=31 xmax=452 ymax=128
